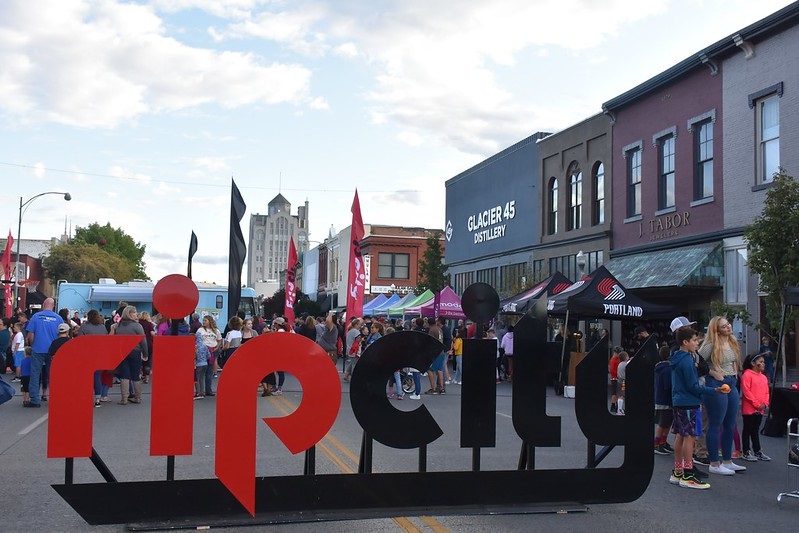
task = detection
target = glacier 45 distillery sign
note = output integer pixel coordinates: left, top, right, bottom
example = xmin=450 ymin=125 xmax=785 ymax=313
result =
xmin=464 ymin=200 xmax=516 ymax=244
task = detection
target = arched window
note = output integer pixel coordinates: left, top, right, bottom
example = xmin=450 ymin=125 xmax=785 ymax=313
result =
xmin=567 ymin=162 xmax=582 ymax=231
xmin=548 ymin=177 xmax=558 ymax=235
xmin=592 ymin=162 xmax=605 ymax=225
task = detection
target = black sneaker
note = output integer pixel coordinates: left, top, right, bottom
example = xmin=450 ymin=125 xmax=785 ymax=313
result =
xmin=686 ymin=466 xmax=708 ymax=479
xmin=693 ymin=455 xmax=710 ymax=466
xmin=438 ymin=387 xmax=446 ymax=395
xmin=662 ymin=442 xmax=674 ymax=453
xmin=24 ymin=402 xmax=41 ymax=408
xmin=654 ymin=444 xmax=670 ymax=455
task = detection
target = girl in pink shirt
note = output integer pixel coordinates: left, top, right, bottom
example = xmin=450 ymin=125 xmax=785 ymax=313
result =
xmin=740 ymin=353 xmax=771 ymax=462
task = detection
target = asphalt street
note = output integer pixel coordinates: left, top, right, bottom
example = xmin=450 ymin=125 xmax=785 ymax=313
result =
xmin=1 ymin=372 xmax=797 ymax=532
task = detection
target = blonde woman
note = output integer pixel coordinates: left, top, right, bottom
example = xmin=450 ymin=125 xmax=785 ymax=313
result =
xmin=698 ymin=316 xmax=746 ymax=475
xmin=197 ymin=315 xmax=222 ymax=395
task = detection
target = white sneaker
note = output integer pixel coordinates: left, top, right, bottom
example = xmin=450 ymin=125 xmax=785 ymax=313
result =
xmin=709 ymin=464 xmax=735 ymax=475
xmin=409 ymin=394 xmax=421 ymax=400
xmin=742 ymin=451 xmax=758 ymax=462
xmin=723 ymin=461 xmax=746 ymax=472
xmin=756 ymin=451 xmax=772 ymax=461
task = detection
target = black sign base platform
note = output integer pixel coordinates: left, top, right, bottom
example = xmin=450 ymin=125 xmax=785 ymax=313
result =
xmin=54 ymin=463 xmax=643 ymax=526
xmin=126 ymin=503 xmax=588 ymax=531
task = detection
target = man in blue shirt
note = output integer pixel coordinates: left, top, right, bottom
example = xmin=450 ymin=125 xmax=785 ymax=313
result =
xmin=25 ymin=298 xmax=63 ymax=408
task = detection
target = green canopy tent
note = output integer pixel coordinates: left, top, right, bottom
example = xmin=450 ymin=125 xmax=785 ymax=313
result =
xmin=386 ymin=289 xmax=434 ymax=318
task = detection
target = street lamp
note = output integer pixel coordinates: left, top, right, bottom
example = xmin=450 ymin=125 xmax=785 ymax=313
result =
xmin=14 ymin=192 xmax=72 ymax=310
xmin=576 ymin=250 xmax=587 ymax=279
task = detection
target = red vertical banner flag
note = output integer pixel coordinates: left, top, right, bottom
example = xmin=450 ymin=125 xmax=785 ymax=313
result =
xmin=2 ymin=231 xmax=14 ymax=319
xmin=346 ymin=190 xmax=365 ymax=319
xmin=284 ymin=237 xmax=298 ymax=325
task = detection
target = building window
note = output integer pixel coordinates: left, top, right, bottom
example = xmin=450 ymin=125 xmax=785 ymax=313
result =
xmin=532 ymin=259 xmax=545 ymax=282
xmin=499 ymin=262 xmax=528 ymax=297
xmin=548 ymin=250 xmax=603 ymax=281
xmin=547 ymin=177 xmax=558 ymax=235
xmin=757 ymin=94 xmax=780 ymax=183
xmin=476 ymin=267 xmax=497 ymax=288
xmin=694 ymin=120 xmax=713 ymax=199
xmin=658 ymin=134 xmax=675 ymax=210
xmin=377 ymin=253 xmax=409 ymax=279
xmin=724 ymin=247 xmax=747 ymax=304
xmin=454 ymin=271 xmax=474 ymax=295
xmin=567 ymin=163 xmax=582 ymax=230
xmin=592 ymin=162 xmax=605 ymax=225
xmin=626 ymin=146 xmax=642 ymax=217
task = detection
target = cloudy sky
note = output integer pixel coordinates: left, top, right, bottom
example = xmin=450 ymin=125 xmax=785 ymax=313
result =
xmin=1 ymin=0 xmax=794 ymax=285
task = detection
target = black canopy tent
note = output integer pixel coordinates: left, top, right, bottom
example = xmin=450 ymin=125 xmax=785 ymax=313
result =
xmin=546 ymin=265 xmax=675 ymax=320
xmin=499 ymin=271 xmax=572 ymax=315
xmin=545 ymin=265 xmax=676 ymax=389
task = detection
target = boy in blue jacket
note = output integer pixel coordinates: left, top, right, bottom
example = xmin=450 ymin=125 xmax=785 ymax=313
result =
xmin=669 ymin=326 xmax=728 ymax=489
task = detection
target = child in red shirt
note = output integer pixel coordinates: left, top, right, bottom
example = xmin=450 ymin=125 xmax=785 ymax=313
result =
xmin=740 ymin=353 xmax=771 ymax=462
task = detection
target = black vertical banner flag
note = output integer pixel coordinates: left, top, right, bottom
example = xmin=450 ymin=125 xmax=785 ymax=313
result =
xmin=187 ymin=231 xmax=198 ymax=280
xmin=228 ymin=179 xmax=247 ymax=322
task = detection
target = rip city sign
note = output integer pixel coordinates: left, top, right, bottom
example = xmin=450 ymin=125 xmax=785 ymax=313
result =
xmin=47 ymin=274 xmax=655 ymax=526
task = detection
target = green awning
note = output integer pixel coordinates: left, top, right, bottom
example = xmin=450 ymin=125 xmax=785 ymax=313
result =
xmin=604 ymin=242 xmax=723 ymax=289
xmin=386 ymin=289 xmax=434 ymax=317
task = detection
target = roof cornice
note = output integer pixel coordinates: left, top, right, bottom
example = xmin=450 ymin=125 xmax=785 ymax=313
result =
xmin=602 ymin=1 xmax=799 ymax=112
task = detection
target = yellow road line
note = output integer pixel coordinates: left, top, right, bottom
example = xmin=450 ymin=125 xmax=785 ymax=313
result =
xmin=268 ymin=394 xmax=449 ymax=532
xmin=420 ymin=516 xmax=450 ymax=532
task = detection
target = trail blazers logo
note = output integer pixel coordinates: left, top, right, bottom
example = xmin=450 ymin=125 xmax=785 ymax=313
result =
xmin=598 ymin=278 xmax=625 ymax=300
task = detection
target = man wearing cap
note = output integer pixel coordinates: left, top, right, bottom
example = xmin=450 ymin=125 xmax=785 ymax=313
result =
xmin=25 ymin=298 xmax=64 ymax=408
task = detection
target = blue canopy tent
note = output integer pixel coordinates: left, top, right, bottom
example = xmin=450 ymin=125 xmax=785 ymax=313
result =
xmin=362 ymin=293 xmax=388 ymax=315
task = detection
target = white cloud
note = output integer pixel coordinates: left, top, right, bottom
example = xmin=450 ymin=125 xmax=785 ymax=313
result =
xmin=150 ymin=0 xmax=263 ymax=20
xmin=0 ymin=0 xmax=312 ymax=128
xmin=180 ymin=155 xmax=235 ymax=173
xmin=309 ymin=96 xmax=329 ymax=110
xmin=334 ymin=42 xmax=358 ymax=58
xmin=108 ymin=165 xmax=154 ymax=185
xmin=32 ymin=162 xmax=46 ymax=178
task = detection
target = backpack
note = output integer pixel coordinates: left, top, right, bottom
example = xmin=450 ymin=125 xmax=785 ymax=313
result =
xmin=349 ymin=337 xmax=361 ymax=356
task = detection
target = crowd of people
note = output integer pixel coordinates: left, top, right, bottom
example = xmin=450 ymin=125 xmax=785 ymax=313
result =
xmin=3 ymin=301 xmax=778 ymax=492
xmin=1 ymin=302 xmax=513 ymax=407
xmin=607 ymin=315 xmax=775 ymax=491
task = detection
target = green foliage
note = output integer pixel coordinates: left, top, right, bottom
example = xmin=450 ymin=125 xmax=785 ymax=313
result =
xmin=416 ymin=232 xmax=448 ymax=293
xmin=295 ymin=297 xmax=321 ymax=318
xmin=744 ymin=170 xmax=799 ymax=327
xmin=73 ymin=222 xmax=147 ymax=279
xmin=262 ymin=288 xmax=312 ymax=318
xmin=43 ymin=242 xmax=136 ymax=283
xmin=709 ymin=301 xmax=752 ymax=325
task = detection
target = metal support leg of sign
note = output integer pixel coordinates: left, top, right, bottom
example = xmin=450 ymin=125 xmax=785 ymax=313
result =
xmin=418 ymin=444 xmax=427 ymax=472
xmin=166 ymin=456 xmax=175 ymax=481
xmin=358 ymin=432 xmax=373 ymax=474
xmin=65 ymin=458 xmax=73 ymax=485
xmin=90 ymin=448 xmax=117 ymax=482
xmin=304 ymin=446 xmax=316 ymax=476
xmin=518 ymin=442 xmax=535 ymax=470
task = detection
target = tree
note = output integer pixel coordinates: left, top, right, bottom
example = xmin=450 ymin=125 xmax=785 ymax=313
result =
xmin=416 ymin=232 xmax=448 ymax=293
xmin=43 ymin=242 xmax=136 ymax=283
xmin=263 ymin=288 xmax=313 ymax=318
xmin=72 ymin=223 xmax=147 ymax=279
xmin=745 ymin=170 xmax=799 ymax=326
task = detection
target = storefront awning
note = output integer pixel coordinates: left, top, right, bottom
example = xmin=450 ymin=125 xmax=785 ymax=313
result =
xmin=604 ymin=241 xmax=723 ymax=289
